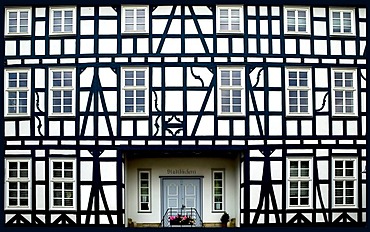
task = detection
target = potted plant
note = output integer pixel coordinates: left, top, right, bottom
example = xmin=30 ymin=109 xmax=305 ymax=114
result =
xmin=220 ymin=212 xmax=230 ymax=228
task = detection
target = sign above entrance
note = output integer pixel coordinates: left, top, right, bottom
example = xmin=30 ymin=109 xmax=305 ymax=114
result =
xmin=167 ymin=169 xmax=196 ymax=175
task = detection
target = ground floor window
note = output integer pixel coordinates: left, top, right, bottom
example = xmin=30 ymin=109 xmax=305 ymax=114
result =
xmin=212 ymin=169 xmax=224 ymax=211
xmin=138 ymin=169 xmax=151 ymax=212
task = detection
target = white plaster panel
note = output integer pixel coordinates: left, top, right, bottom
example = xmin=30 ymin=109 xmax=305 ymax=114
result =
xmin=198 ymin=19 xmax=213 ymax=34
xmin=122 ymin=38 xmax=133 ymax=54
xmin=272 ymin=39 xmax=280 ymax=54
xmin=361 ymin=92 xmax=366 ymax=112
xmin=250 ymin=161 xmax=264 ymax=181
xmin=259 ymin=6 xmax=268 ymax=16
xmin=300 ymin=39 xmax=311 ymax=55
xmin=137 ymin=38 xmax=148 ymax=53
xmin=271 ymin=162 xmax=282 ymax=180
xmin=217 ymin=38 xmax=229 ymax=53
xmin=362 ymin=116 xmax=366 ymax=136
xmin=233 ymin=120 xmax=245 ymax=136
xmin=205 ymin=38 xmax=214 ymax=53
xmin=36 ymin=161 xmax=45 ymax=181
xmin=330 ymin=40 xmax=341 ymax=55
xmin=80 ymin=116 xmax=94 ymax=136
xmin=98 ymin=116 xmax=110 ymax=136
xmin=269 ymin=116 xmax=282 ymax=136
xmin=161 ymin=38 xmax=181 ymax=53
xmin=80 ymin=161 xmax=93 ymax=181
xmin=100 ymin=162 xmax=117 ymax=182
xmin=64 ymin=39 xmax=76 ymax=54
xmin=316 ymin=116 xmax=329 ymax=135
xmin=152 ymin=19 xmax=167 ymax=34
xmin=50 ymin=39 xmax=61 ymax=55
xmin=314 ymin=68 xmax=328 ymax=87
xmin=345 ymin=40 xmax=356 ymax=56
xmin=360 ymin=41 xmax=366 ymax=57
xmin=35 ymin=68 xmax=45 ymax=88
xmin=271 ymin=20 xmax=280 ymax=35
xmin=185 ymin=19 xmax=197 ymax=34
xmin=165 ymin=67 xmax=182 ymax=86
xmin=269 ymin=92 xmax=282 ymax=111
xmin=5 ymin=121 xmax=16 ymax=136
xmin=313 ymin=8 xmax=325 ymax=17
xmin=268 ymin=67 xmax=282 ymax=87
xmin=249 ymin=91 xmax=264 ymax=110
xmin=185 ymin=38 xmax=206 ymax=53
xmin=314 ymin=40 xmax=327 ymax=55
xmin=19 ymin=121 xmax=30 ymax=136
xmin=285 ymin=39 xmax=296 ymax=54
xmin=347 ymin=120 xmax=358 ymax=136
xmin=168 ymin=19 xmax=181 ymax=34
xmin=316 ymin=148 xmax=328 ymax=157
xmin=99 ymin=7 xmax=117 ymax=16
xmin=360 ymin=22 xmax=366 ymax=37
xmin=80 ymin=185 xmax=91 ymax=210
xmin=121 ymin=120 xmax=133 ymax=136
xmin=250 ymin=186 xmax=261 ymax=208
xmin=314 ymin=21 xmax=326 ymax=36
xmin=248 ymin=20 xmax=256 ymax=34
xmin=81 ymin=7 xmax=94 ymax=16
xmin=80 ymin=67 xmax=94 ymax=88
xmin=99 ymin=67 xmax=117 ymax=88
xmin=362 ymin=185 xmax=366 ymax=208
xmin=5 ymin=40 xmax=16 ymax=56
xmin=249 ymin=115 xmax=264 ymax=136
xmin=99 ymin=39 xmax=117 ymax=54
xmin=64 ymin=121 xmax=75 ymax=136
xmin=248 ymin=38 xmax=257 ymax=53
xmin=49 ymin=121 xmax=60 ymax=136
xmin=195 ymin=116 xmax=213 ymax=136
xmin=271 ymin=7 xmax=280 ymax=16
xmin=35 ymin=21 xmax=45 ymax=36
xmin=315 ymin=92 xmax=329 ymax=112
xmin=152 ymin=5 xmax=172 ymax=15
xmin=359 ymin=8 xmax=366 ymax=18
xmin=80 ymin=39 xmax=94 ymax=54
xmin=36 ymin=7 xmax=46 ymax=17
xmin=165 ymin=91 xmax=183 ymax=111
xmin=260 ymin=20 xmax=268 ymax=35
xmin=137 ymin=120 xmax=148 ymax=136
xmin=332 ymin=120 xmax=343 ymax=135
xmin=80 ymin=20 xmax=94 ymax=35
xmin=301 ymin=120 xmax=312 ymax=136
xmin=34 ymin=116 xmax=44 ymax=136
xmin=248 ymin=6 xmax=256 ymax=16
xmin=232 ymin=38 xmax=244 ymax=53
xmin=36 ymin=185 xmax=45 ymax=210
xmin=99 ymin=20 xmax=117 ymax=35
xmin=260 ymin=39 xmax=269 ymax=54
xmin=218 ymin=120 xmax=229 ymax=136
xmin=186 ymin=91 xmax=203 ymax=111
xmin=316 ymin=184 xmax=328 ymax=208
xmin=286 ymin=121 xmax=298 ymax=136
xmin=20 ymin=40 xmax=31 ymax=56
xmin=193 ymin=6 xmax=212 ymax=15
xmin=317 ymin=161 xmax=328 ymax=180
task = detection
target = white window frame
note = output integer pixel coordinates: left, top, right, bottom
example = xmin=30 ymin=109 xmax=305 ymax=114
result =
xmin=212 ymin=169 xmax=225 ymax=212
xmin=49 ymin=158 xmax=76 ymax=210
xmin=285 ymin=67 xmax=312 ymax=116
xmin=329 ymin=8 xmax=356 ymax=36
xmin=4 ymin=69 xmax=31 ymax=117
xmin=217 ymin=66 xmax=246 ymax=116
xmin=216 ymin=5 xmax=244 ymax=34
xmin=121 ymin=67 xmax=149 ymax=116
xmin=331 ymin=68 xmax=358 ymax=116
xmin=48 ymin=67 xmax=76 ymax=117
xmin=332 ymin=157 xmax=357 ymax=208
xmin=5 ymin=7 xmax=32 ymax=36
xmin=121 ymin=5 xmax=149 ymax=34
xmin=286 ymin=157 xmax=313 ymax=209
xmin=49 ymin=6 xmax=76 ymax=35
xmin=284 ymin=6 xmax=311 ymax=35
xmin=5 ymin=159 xmax=31 ymax=209
xmin=138 ymin=170 xmax=151 ymax=212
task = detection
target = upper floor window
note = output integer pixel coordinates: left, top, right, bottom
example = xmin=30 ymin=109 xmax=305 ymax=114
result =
xmin=331 ymin=69 xmax=357 ymax=116
xmin=49 ymin=68 xmax=76 ymax=116
xmin=5 ymin=159 xmax=31 ymax=209
xmin=121 ymin=6 xmax=149 ymax=33
xmin=284 ymin=7 xmax=310 ymax=34
xmin=216 ymin=5 xmax=244 ymax=33
xmin=5 ymin=8 xmax=31 ymax=35
xmin=217 ymin=67 xmax=245 ymax=116
xmin=121 ymin=67 xmax=148 ymax=116
xmin=212 ymin=170 xmax=224 ymax=212
xmin=50 ymin=7 xmax=76 ymax=35
xmin=138 ymin=170 xmax=151 ymax=212
xmin=329 ymin=8 xmax=355 ymax=35
xmin=4 ymin=69 xmax=30 ymax=116
xmin=285 ymin=68 xmax=312 ymax=116
xmin=287 ymin=158 xmax=312 ymax=208
xmin=50 ymin=159 xmax=76 ymax=209
xmin=333 ymin=158 xmax=357 ymax=207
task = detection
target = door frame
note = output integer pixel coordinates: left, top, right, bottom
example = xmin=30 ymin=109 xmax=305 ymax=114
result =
xmin=160 ymin=176 xmax=203 ymax=221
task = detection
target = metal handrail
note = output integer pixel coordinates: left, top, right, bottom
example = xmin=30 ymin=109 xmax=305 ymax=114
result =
xmin=160 ymin=207 xmax=204 ymax=227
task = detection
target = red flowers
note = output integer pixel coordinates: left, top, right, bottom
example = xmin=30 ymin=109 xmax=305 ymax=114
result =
xmin=169 ymin=214 xmax=195 ymax=225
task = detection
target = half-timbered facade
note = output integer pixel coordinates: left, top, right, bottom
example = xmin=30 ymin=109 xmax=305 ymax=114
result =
xmin=1 ymin=0 xmax=368 ymax=228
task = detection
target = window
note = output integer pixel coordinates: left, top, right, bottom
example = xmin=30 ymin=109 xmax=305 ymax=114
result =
xmin=50 ymin=159 xmax=75 ymax=209
xmin=121 ymin=6 xmax=149 ymax=33
xmin=285 ymin=68 xmax=312 ymax=116
xmin=217 ymin=67 xmax=245 ymax=116
xmin=5 ymin=8 xmax=31 ymax=35
xmin=216 ymin=5 xmax=244 ymax=33
xmin=333 ymin=158 xmax=357 ymax=207
xmin=331 ymin=69 xmax=357 ymax=116
xmin=330 ymin=8 xmax=355 ymax=35
xmin=284 ymin=7 xmax=310 ymax=34
xmin=138 ymin=170 xmax=151 ymax=212
xmin=49 ymin=68 xmax=75 ymax=116
xmin=4 ymin=69 xmax=30 ymax=116
xmin=50 ymin=7 xmax=76 ymax=34
xmin=5 ymin=159 xmax=31 ymax=209
xmin=287 ymin=158 xmax=312 ymax=208
xmin=212 ymin=170 xmax=224 ymax=211
xmin=121 ymin=67 xmax=148 ymax=116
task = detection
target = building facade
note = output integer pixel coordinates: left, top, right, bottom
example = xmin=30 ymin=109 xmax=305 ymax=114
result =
xmin=1 ymin=0 xmax=368 ymax=228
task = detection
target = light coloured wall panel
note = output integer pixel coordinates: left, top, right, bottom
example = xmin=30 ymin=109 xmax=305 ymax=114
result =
xmin=5 ymin=121 xmax=16 ymax=136
xmin=271 ymin=162 xmax=282 ymax=181
xmin=249 ymin=115 xmax=264 ymax=136
xmin=36 ymin=161 xmax=45 ymax=181
xmin=233 ymin=120 xmax=245 ymax=136
xmin=20 ymin=40 xmax=31 ymax=56
xmin=36 ymin=185 xmax=45 ymax=210
xmin=19 ymin=121 xmax=31 ymax=136
xmin=314 ymin=40 xmax=327 ymax=55
xmin=99 ymin=39 xmax=117 ymax=54
xmin=5 ymin=40 xmax=16 ymax=56
xmin=269 ymin=116 xmax=282 ymax=136
xmin=99 ymin=20 xmax=117 ymax=35
xmin=301 ymin=120 xmax=312 ymax=136
xmin=250 ymin=161 xmax=264 ymax=181
xmin=218 ymin=120 xmax=229 ymax=136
